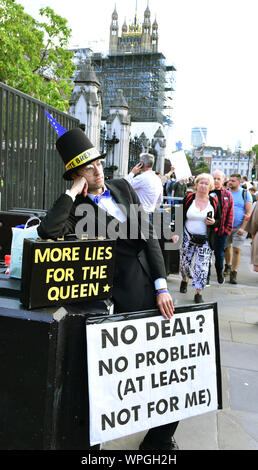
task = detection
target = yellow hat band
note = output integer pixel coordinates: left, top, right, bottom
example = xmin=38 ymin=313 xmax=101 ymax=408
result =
xmin=65 ymin=147 xmax=100 ymax=170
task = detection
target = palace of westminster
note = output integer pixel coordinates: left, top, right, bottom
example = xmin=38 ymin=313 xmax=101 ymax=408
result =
xmin=69 ymin=3 xmax=176 ymax=177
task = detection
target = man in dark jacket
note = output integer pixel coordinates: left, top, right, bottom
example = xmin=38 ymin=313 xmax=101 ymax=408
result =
xmin=38 ymin=126 xmax=178 ymax=450
xmin=210 ymin=170 xmax=234 ymax=283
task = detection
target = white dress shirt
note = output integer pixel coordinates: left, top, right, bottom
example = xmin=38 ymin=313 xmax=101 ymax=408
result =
xmin=125 ymin=170 xmax=163 ymax=213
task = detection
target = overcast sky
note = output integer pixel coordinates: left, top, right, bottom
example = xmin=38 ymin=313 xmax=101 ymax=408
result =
xmin=18 ymin=0 xmax=258 ymax=152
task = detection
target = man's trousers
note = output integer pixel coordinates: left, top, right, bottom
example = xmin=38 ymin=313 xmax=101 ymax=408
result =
xmin=214 ymin=232 xmax=228 ymax=274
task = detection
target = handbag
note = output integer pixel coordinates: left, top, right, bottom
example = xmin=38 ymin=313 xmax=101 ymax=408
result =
xmin=187 ymin=230 xmax=208 ymax=246
xmin=10 ymin=216 xmax=40 ymax=279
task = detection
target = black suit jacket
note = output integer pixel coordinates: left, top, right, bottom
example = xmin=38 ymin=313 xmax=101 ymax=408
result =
xmin=38 ymin=178 xmax=166 ymax=313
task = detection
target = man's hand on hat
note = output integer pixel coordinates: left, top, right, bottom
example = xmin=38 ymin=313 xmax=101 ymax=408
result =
xmin=70 ymin=174 xmax=88 ymax=198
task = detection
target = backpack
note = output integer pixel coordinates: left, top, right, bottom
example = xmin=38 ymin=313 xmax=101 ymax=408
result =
xmin=242 ymin=189 xmax=247 ymax=201
xmin=165 ymin=179 xmax=175 ymax=195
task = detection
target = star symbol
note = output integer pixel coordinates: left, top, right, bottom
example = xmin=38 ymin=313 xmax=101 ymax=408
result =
xmin=103 ymin=284 xmax=111 ymax=293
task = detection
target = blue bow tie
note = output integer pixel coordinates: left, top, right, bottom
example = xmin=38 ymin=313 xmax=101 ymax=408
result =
xmin=93 ymin=189 xmax=111 ymax=205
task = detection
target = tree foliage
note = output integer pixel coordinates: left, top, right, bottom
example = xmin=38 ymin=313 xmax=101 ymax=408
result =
xmin=0 ymin=0 xmax=75 ymax=111
xmin=252 ymin=144 xmax=258 ymax=162
xmin=185 ymin=152 xmax=195 ymax=172
xmin=194 ymin=160 xmax=210 ymax=175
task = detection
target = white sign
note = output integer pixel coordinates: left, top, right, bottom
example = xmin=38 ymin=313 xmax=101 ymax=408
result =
xmin=86 ymin=307 xmax=221 ymax=446
xmin=169 ymin=150 xmax=192 ymax=180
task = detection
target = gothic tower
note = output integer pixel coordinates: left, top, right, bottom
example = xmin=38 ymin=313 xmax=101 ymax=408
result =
xmin=151 ymin=17 xmax=158 ymax=52
xmin=108 ymin=2 xmax=158 ymax=55
xmin=109 ymin=6 xmax=119 ymax=54
xmin=141 ymin=3 xmax=151 ymax=52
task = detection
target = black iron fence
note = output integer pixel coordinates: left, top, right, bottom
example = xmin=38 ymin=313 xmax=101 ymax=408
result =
xmin=100 ymin=127 xmax=147 ymax=177
xmin=128 ymin=135 xmax=158 ymax=172
xmin=0 ymin=82 xmax=79 ymax=211
xmin=128 ymin=136 xmax=143 ymax=172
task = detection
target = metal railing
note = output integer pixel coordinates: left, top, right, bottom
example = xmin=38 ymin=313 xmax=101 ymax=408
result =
xmin=0 ymin=82 xmax=79 ymax=211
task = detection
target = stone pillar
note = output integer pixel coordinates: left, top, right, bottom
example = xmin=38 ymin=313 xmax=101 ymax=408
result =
xmin=105 ymin=90 xmax=131 ymax=178
xmin=69 ymin=56 xmax=102 ymax=149
xmin=153 ymin=126 xmax=166 ymax=174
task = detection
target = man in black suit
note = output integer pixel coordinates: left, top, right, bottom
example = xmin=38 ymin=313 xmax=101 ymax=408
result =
xmin=38 ymin=126 xmax=178 ymax=450
xmin=38 ymin=158 xmax=175 ymax=320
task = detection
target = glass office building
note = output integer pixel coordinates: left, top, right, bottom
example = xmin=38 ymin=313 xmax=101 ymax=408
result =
xmin=191 ymin=127 xmax=207 ymax=147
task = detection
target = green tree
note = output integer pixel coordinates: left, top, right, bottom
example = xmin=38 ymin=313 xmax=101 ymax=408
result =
xmin=0 ymin=0 xmax=75 ymax=111
xmin=185 ymin=152 xmax=195 ymax=172
xmin=194 ymin=160 xmax=210 ymax=175
xmin=252 ymin=144 xmax=258 ymax=162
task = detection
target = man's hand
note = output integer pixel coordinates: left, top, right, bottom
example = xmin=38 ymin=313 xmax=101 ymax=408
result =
xmin=237 ymin=227 xmax=244 ymax=235
xmin=156 ymin=291 xmax=175 ymax=319
xmin=131 ymin=162 xmax=143 ymax=175
xmin=172 ymin=234 xmax=179 ymax=243
xmin=70 ymin=174 xmax=88 ymax=198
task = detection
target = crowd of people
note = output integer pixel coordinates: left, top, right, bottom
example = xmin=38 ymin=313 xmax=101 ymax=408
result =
xmin=124 ymin=158 xmax=257 ymax=303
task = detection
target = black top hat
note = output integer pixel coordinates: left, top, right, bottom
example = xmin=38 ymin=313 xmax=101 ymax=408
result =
xmin=56 ymin=128 xmax=106 ymax=180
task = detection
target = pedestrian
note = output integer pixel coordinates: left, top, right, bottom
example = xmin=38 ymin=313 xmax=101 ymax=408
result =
xmin=161 ymin=165 xmax=176 ymax=204
xmin=241 ymin=175 xmax=248 ymax=188
xmin=209 ymin=170 xmax=234 ymax=283
xmin=172 ymin=178 xmax=187 ymax=200
xmin=168 ymin=177 xmax=187 ymax=223
xmin=186 ymin=176 xmax=195 ymax=192
xmin=165 ymin=172 xmax=176 ymax=204
xmin=224 ymin=173 xmax=252 ymax=283
xmin=125 ymin=153 xmax=163 ymax=222
xmin=245 ymin=194 xmax=258 ymax=272
xmin=179 ymin=173 xmax=221 ymax=303
xmin=161 ymin=165 xmax=175 ymax=185
xmin=249 ymin=184 xmax=257 ymax=203
xmin=37 ymin=123 xmax=179 ymax=450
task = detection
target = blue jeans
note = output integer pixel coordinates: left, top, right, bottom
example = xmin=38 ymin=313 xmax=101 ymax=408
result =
xmin=214 ymin=232 xmax=228 ymax=274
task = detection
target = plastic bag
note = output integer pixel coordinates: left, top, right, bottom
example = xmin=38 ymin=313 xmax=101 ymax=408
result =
xmin=10 ymin=217 xmax=40 ymax=279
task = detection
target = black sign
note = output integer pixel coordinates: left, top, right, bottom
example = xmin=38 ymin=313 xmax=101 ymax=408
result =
xmin=20 ymin=238 xmax=116 ymax=309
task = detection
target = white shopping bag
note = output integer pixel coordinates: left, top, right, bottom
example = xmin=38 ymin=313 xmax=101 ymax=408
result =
xmin=10 ymin=217 xmax=40 ymax=278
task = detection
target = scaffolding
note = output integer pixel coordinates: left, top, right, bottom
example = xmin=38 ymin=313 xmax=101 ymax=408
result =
xmin=91 ymin=52 xmax=175 ymax=125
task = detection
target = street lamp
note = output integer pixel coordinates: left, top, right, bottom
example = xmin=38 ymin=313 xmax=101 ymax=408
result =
xmin=250 ymin=130 xmax=254 ymax=147
xmin=248 ymin=130 xmax=254 ymax=179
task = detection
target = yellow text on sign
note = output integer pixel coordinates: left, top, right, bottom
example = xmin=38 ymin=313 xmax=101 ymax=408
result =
xmin=84 ymin=246 xmax=113 ymax=261
xmin=47 ymin=282 xmax=99 ymax=301
xmin=34 ymin=245 xmax=113 ymax=263
xmin=82 ymin=265 xmax=108 ymax=280
xmin=46 ymin=268 xmax=74 ymax=283
xmin=34 ymin=247 xmax=80 ymax=263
